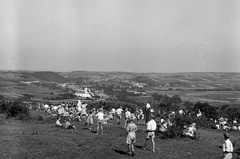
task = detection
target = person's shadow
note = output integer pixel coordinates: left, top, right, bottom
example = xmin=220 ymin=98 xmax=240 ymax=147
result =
xmin=134 ymin=145 xmax=143 ymax=149
xmin=112 ymin=148 xmax=130 ymax=156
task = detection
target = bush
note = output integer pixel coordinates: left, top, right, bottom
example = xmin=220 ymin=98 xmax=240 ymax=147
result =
xmin=0 ymin=101 xmax=8 ymax=113
xmin=0 ymin=101 xmax=30 ymax=120
xmin=37 ymin=115 xmax=44 ymax=121
xmin=156 ymin=114 xmax=216 ymax=139
xmin=233 ymin=138 xmax=240 ymax=155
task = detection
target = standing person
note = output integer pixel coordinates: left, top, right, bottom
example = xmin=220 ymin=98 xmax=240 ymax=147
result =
xmin=96 ymin=108 xmax=104 ymax=135
xmin=126 ymin=119 xmax=137 ymax=157
xmin=124 ymin=108 xmax=131 ymax=129
xmin=81 ymin=102 xmax=88 ymax=121
xmin=145 ymin=103 xmax=151 ymax=125
xmin=116 ymin=106 xmax=123 ymax=125
xmin=85 ymin=111 xmax=94 ymax=130
xmin=136 ymin=108 xmax=140 ymax=124
xmin=111 ymin=107 xmax=116 ymax=119
xmin=37 ymin=102 xmax=41 ymax=111
xmin=143 ymin=116 xmax=157 ymax=152
xmin=222 ymin=132 xmax=233 ymax=159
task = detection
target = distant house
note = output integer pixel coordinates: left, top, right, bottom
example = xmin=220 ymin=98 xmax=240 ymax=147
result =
xmin=133 ymin=83 xmax=146 ymax=88
xmin=20 ymin=81 xmax=40 ymax=86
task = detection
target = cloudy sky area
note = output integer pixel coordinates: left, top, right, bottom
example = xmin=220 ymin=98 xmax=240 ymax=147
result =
xmin=0 ymin=0 xmax=239 ymax=73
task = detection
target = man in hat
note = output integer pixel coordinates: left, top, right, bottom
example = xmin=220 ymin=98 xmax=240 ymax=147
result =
xmin=222 ymin=132 xmax=233 ymax=159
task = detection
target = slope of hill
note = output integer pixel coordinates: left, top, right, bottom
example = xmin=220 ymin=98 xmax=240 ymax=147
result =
xmin=131 ymin=76 xmax=157 ymax=86
xmin=28 ymin=72 xmax=68 ymax=83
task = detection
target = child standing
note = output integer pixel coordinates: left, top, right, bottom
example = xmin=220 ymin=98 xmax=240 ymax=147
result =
xmin=85 ymin=111 xmax=94 ymax=130
xmin=126 ymin=119 xmax=137 ymax=156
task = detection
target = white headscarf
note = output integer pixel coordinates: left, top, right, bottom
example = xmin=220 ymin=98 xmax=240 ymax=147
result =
xmin=77 ymin=100 xmax=82 ymax=107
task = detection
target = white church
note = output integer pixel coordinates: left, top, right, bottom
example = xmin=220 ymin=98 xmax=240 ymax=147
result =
xmin=75 ymin=88 xmax=93 ymax=98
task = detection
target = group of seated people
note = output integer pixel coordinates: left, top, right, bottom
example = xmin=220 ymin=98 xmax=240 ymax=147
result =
xmin=55 ymin=117 xmax=76 ymax=129
xmin=183 ymin=123 xmax=197 ymax=138
xmin=215 ymin=117 xmax=240 ymax=131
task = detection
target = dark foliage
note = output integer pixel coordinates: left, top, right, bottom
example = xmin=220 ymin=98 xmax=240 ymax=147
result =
xmin=0 ymin=95 xmax=4 ymax=100
xmin=0 ymin=101 xmax=30 ymax=120
xmin=233 ymin=138 xmax=240 ymax=155
xmin=0 ymin=100 xmax=8 ymax=113
xmin=194 ymin=102 xmax=218 ymax=119
xmin=219 ymin=106 xmax=240 ymax=122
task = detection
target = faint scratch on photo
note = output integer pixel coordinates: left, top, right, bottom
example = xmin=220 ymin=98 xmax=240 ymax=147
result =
xmin=198 ymin=51 xmax=210 ymax=71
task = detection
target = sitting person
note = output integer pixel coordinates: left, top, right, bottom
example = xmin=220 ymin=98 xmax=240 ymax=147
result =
xmin=64 ymin=119 xmax=76 ymax=129
xmin=184 ymin=123 xmax=197 ymax=138
xmin=159 ymin=121 xmax=168 ymax=132
xmin=56 ymin=117 xmax=63 ymax=128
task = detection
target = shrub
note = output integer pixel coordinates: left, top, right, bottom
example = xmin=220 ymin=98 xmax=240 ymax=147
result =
xmin=0 ymin=101 xmax=30 ymax=120
xmin=6 ymin=102 xmax=30 ymax=120
xmin=156 ymin=114 xmax=216 ymax=139
xmin=233 ymin=138 xmax=240 ymax=155
xmin=0 ymin=101 xmax=8 ymax=113
xmin=37 ymin=115 xmax=44 ymax=121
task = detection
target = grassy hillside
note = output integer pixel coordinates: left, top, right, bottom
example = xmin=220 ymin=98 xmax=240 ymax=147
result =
xmin=29 ymin=72 xmax=68 ymax=83
xmin=1 ymin=110 xmax=240 ymax=159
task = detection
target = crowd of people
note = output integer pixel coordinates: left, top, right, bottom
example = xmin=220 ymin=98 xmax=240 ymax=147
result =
xmin=35 ymin=101 xmax=157 ymax=156
xmin=34 ymin=101 xmax=234 ymax=158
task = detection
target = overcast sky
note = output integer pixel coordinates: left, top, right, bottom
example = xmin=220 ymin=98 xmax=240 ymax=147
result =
xmin=0 ymin=0 xmax=239 ymax=73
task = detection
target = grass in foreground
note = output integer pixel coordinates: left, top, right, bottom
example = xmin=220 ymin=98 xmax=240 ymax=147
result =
xmin=0 ymin=111 xmax=240 ymax=159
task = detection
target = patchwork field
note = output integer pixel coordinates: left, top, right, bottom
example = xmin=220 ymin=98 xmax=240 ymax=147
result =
xmin=1 ymin=71 xmax=239 ymax=106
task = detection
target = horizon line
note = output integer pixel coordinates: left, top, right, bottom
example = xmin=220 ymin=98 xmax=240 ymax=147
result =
xmin=0 ymin=69 xmax=240 ymax=74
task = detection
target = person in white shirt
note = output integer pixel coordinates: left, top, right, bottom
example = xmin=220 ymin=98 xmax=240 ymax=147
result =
xmin=96 ymin=108 xmax=104 ymax=135
xmin=56 ymin=117 xmax=62 ymax=128
xmin=111 ymin=108 xmax=116 ymax=119
xmin=143 ymin=116 xmax=157 ymax=152
xmin=222 ymin=132 xmax=233 ymax=159
xmin=116 ymin=106 xmax=123 ymax=125
xmin=124 ymin=108 xmax=131 ymax=129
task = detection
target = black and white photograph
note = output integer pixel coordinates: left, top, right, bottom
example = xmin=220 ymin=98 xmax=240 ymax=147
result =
xmin=0 ymin=0 xmax=240 ymax=158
